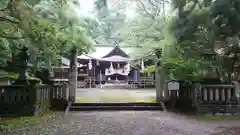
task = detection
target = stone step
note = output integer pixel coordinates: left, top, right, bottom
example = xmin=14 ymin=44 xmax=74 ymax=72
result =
xmin=72 ymin=102 xmax=162 ymax=106
xmin=69 ymin=102 xmax=164 ymax=111
xmin=69 ymin=106 xmax=163 ymax=111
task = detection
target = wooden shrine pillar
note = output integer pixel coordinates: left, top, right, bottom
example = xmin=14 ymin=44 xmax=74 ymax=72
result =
xmin=69 ymin=47 xmax=78 ymax=102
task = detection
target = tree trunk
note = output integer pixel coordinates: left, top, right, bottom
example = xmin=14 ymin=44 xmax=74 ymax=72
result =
xmin=69 ymin=47 xmax=77 ymax=102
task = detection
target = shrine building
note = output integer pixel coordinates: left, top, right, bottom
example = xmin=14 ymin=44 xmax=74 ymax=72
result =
xmin=51 ymin=45 xmax=155 ymax=88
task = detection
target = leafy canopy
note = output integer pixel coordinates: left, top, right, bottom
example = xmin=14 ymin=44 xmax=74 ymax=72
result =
xmin=0 ymin=0 xmax=93 ymax=72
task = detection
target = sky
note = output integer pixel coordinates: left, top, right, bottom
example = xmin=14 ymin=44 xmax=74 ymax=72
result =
xmin=78 ymin=0 xmax=94 ymax=14
xmin=77 ymin=0 xmax=136 ymax=17
xmin=77 ymin=0 xmax=171 ymax=17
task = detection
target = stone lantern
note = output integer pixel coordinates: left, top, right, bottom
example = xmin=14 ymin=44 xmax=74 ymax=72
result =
xmin=13 ymin=46 xmax=30 ymax=85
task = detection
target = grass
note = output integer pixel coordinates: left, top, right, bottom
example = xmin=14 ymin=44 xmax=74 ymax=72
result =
xmin=0 ymin=112 xmax=55 ymax=131
xmin=101 ymin=96 xmax=156 ymax=102
xmin=197 ymin=114 xmax=240 ymax=120
xmin=76 ymin=96 xmax=156 ymax=103
xmin=76 ymin=97 xmax=100 ymax=103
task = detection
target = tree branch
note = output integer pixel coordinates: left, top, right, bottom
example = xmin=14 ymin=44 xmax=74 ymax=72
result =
xmin=0 ymin=33 xmax=26 ymax=39
xmin=135 ymin=0 xmax=156 ymax=19
xmin=148 ymin=0 xmax=162 ymax=17
xmin=188 ymin=0 xmax=198 ymax=13
xmin=148 ymin=0 xmax=158 ymax=8
xmin=0 ymin=16 xmax=19 ymax=23
xmin=0 ymin=7 xmax=7 ymax=11
xmin=158 ymin=0 xmax=172 ymax=4
xmin=130 ymin=34 xmax=162 ymax=39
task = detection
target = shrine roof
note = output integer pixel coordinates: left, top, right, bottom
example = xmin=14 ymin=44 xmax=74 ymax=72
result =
xmin=101 ymin=55 xmax=130 ymax=62
xmin=102 ymin=45 xmax=129 ymax=58
xmin=77 ymin=46 xmax=151 ymax=61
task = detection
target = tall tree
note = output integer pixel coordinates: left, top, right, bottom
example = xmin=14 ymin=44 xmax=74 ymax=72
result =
xmin=119 ymin=0 xmax=170 ymax=57
xmin=0 ymin=0 xmax=93 ymax=73
xmin=93 ymin=0 xmax=126 ymax=44
xmin=168 ymin=0 xmax=240 ymax=82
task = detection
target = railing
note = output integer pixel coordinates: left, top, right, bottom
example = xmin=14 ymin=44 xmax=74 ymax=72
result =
xmin=194 ymin=84 xmax=238 ymax=105
xmin=36 ymin=84 xmax=51 ymax=101
xmin=35 ymin=84 xmax=52 ymax=115
xmin=51 ymin=78 xmax=69 ymax=85
xmin=193 ymin=83 xmax=240 ymax=114
xmin=50 ymin=83 xmax=69 ymax=110
xmin=77 ymin=73 xmax=88 ymax=76
xmin=0 ymin=83 xmax=69 ymax=116
xmin=0 ymin=85 xmax=48 ymax=116
xmin=164 ymin=82 xmax=240 ymax=114
xmin=51 ymin=83 xmax=69 ymax=100
xmin=77 ymin=81 xmax=86 ymax=88
xmin=139 ymin=77 xmax=155 ymax=88
xmin=84 ymin=77 xmax=96 ymax=88
xmin=0 ymin=85 xmax=33 ymax=104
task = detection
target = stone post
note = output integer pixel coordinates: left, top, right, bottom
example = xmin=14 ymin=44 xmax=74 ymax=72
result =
xmin=162 ymin=71 xmax=169 ymax=100
xmin=69 ymin=47 xmax=77 ymax=102
xmin=233 ymin=81 xmax=240 ymax=102
xmin=155 ymin=65 xmax=162 ymax=102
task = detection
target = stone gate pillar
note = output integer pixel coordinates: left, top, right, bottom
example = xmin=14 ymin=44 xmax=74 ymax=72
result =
xmin=155 ymin=65 xmax=163 ymax=102
xmin=155 ymin=48 xmax=164 ymax=102
xmin=69 ymin=47 xmax=78 ymax=102
xmin=162 ymin=71 xmax=169 ymax=100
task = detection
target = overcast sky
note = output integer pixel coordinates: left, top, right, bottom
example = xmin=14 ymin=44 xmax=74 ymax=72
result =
xmin=78 ymin=0 xmax=94 ymax=14
xmin=77 ymin=0 xmax=171 ymax=17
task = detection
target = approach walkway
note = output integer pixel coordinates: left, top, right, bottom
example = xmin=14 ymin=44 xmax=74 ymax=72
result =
xmin=4 ymin=111 xmax=240 ymax=135
xmin=75 ymin=88 xmax=156 ymax=103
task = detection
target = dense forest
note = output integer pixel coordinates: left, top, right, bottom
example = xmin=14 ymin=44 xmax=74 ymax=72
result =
xmin=0 ymin=0 xmax=240 ymax=83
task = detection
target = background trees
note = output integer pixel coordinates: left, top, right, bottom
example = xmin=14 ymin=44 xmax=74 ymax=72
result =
xmin=1 ymin=0 xmax=240 ymax=82
xmin=167 ymin=0 xmax=240 ymax=82
xmin=0 ymin=0 xmax=93 ymax=75
xmin=116 ymin=0 xmax=240 ymax=82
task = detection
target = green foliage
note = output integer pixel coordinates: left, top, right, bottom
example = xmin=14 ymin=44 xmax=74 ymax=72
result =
xmin=87 ymin=0 xmax=240 ymax=82
xmin=169 ymin=0 xmax=240 ymax=82
xmin=162 ymin=57 xmax=204 ymax=81
xmin=93 ymin=0 xmax=127 ymax=44
xmin=1 ymin=0 xmax=239 ymax=83
xmin=0 ymin=123 xmax=9 ymax=131
xmin=141 ymin=65 xmax=156 ymax=73
xmin=0 ymin=0 xmax=93 ymax=75
xmin=2 ymin=73 xmax=18 ymax=79
xmin=120 ymin=16 xmax=165 ymax=49
xmin=0 ymin=112 xmax=55 ymax=131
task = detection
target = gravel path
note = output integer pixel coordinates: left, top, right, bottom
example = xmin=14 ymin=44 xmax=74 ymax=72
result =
xmin=2 ymin=111 xmax=240 ymax=135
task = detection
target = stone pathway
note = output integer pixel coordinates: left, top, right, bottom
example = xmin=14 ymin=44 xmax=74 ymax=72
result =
xmin=2 ymin=111 xmax=240 ymax=135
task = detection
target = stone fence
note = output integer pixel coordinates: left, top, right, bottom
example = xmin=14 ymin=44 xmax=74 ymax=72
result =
xmin=50 ymin=83 xmax=69 ymax=110
xmin=193 ymin=84 xmax=240 ymax=114
xmin=167 ymin=82 xmax=240 ymax=114
xmin=0 ymin=83 xmax=69 ymax=117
